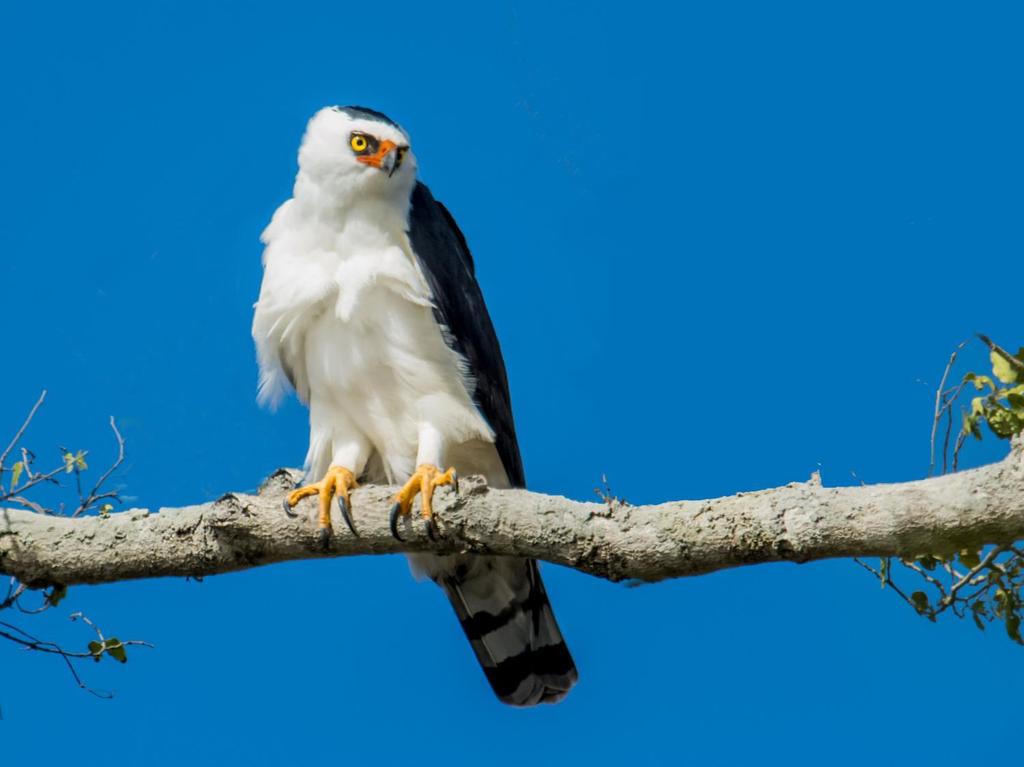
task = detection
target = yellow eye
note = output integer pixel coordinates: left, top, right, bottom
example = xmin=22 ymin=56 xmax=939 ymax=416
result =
xmin=350 ymin=134 xmax=368 ymax=152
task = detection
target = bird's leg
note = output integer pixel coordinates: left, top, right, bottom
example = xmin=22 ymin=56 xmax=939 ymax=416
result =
xmin=389 ymin=464 xmax=459 ymax=542
xmin=283 ymin=466 xmax=358 ymax=547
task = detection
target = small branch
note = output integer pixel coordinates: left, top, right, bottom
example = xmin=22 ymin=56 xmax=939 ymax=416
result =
xmin=0 ymin=579 xmax=26 ymax=610
xmin=4 ymin=496 xmax=48 ymax=514
xmin=853 ymin=557 xmax=917 ymax=610
xmin=73 ymin=417 xmax=126 ymax=517
xmin=952 ymin=430 xmax=968 ymax=473
xmin=3 ymin=465 xmax=70 ymax=504
xmin=930 ymin=342 xmax=967 ymax=478
xmin=0 ymin=391 xmax=46 ymax=483
xmin=942 ymin=400 xmax=955 ymax=476
xmin=0 ymin=617 xmax=149 ymax=698
xmin=901 ymin=560 xmax=948 ymax=600
xmin=942 ymin=546 xmax=1004 ymax=606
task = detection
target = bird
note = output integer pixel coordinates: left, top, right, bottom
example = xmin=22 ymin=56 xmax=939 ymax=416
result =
xmin=251 ymin=105 xmax=578 ymax=706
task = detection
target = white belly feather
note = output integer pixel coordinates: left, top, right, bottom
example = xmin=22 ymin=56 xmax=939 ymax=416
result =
xmin=304 ymin=275 xmax=491 ymax=480
xmin=252 ymin=201 xmax=494 ymax=484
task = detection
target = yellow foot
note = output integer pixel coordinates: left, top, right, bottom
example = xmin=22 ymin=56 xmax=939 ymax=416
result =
xmin=389 ymin=464 xmax=459 ymax=542
xmin=283 ymin=466 xmax=358 ymax=547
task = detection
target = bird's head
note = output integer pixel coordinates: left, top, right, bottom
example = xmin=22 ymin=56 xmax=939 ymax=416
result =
xmin=297 ymin=106 xmax=416 ymax=202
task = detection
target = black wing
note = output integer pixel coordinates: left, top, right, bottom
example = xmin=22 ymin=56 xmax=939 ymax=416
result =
xmin=407 ymin=181 xmax=525 ymax=488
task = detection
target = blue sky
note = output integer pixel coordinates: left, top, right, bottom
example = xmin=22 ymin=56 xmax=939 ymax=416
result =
xmin=1 ymin=1 xmax=1021 ymax=764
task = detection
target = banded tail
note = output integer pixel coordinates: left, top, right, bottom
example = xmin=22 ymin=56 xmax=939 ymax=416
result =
xmin=413 ymin=553 xmax=577 ymax=706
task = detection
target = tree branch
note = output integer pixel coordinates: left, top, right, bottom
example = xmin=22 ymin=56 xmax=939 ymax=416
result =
xmin=2 ymin=444 xmax=1023 ymax=588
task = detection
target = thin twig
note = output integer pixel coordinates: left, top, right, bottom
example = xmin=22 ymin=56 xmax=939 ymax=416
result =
xmin=930 ymin=341 xmax=967 ymax=477
xmin=853 ymin=557 xmax=918 ymax=610
xmin=19 ymin=447 xmax=35 ymax=481
xmin=941 ymin=394 xmax=955 ymax=475
xmin=15 ymin=594 xmax=54 ymax=615
xmin=0 ymin=391 xmax=46 ymax=479
xmin=73 ymin=417 xmax=125 ymax=517
xmin=4 ymin=496 xmax=48 ymax=514
xmin=1 ymin=462 xmax=71 ymax=506
xmin=0 ymin=621 xmax=113 ymax=698
xmin=0 ymin=398 xmax=150 ymax=698
xmin=952 ymin=429 xmax=968 ymax=472
xmin=902 ymin=560 xmax=949 ymax=598
xmin=0 ymin=581 xmax=26 ymax=610
xmin=941 ymin=547 xmax=1005 ymax=607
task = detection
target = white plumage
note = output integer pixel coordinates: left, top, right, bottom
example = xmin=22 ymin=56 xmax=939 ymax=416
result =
xmin=252 ymin=106 xmax=576 ymax=705
xmin=253 ymin=109 xmax=492 ymax=484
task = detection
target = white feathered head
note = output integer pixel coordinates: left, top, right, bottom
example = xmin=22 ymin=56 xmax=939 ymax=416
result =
xmin=297 ymin=105 xmax=417 ymax=202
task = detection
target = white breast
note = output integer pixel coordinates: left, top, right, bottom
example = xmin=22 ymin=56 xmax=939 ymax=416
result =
xmin=253 ymin=196 xmax=493 ymax=482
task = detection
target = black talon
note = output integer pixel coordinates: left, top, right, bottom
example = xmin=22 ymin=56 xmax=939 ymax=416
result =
xmin=424 ymin=517 xmax=439 ymax=542
xmin=389 ymin=503 xmax=404 ymax=542
xmin=452 ymin=470 xmax=460 ymax=497
xmin=282 ymin=498 xmax=298 ymax=518
xmin=337 ymin=496 xmax=358 ymax=536
xmin=317 ymin=527 xmax=331 ymax=551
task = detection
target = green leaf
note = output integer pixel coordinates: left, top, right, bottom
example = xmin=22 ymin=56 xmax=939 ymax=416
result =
xmin=986 ymin=405 xmax=1024 ymax=439
xmin=88 ymin=640 xmax=104 ymax=661
xmin=104 ymin=639 xmax=127 ymax=663
xmin=47 ymin=585 xmax=67 ymax=607
xmin=63 ymin=450 xmax=88 ymax=473
xmin=10 ymin=461 xmax=23 ymax=488
xmin=994 ymin=588 xmax=1008 ymax=613
xmin=1006 ymin=385 xmax=1024 ymax=410
xmin=972 ymin=600 xmax=988 ymax=631
xmin=991 ymin=350 xmax=1022 ymax=385
xmin=1006 ymin=613 xmax=1022 ymax=644
xmin=967 ymin=373 xmax=996 ymax=392
xmin=910 ymin=591 xmax=931 ymax=616
xmin=959 ymin=549 xmax=981 ymax=570
xmin=962 ymin=412 xmax=982 ymax=441
xmin=918 ymin=555 xmax=939 ymax=571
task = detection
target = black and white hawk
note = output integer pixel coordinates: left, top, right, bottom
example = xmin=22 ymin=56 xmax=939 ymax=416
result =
xmin=252 ymin=106 xmax=577 ymax=705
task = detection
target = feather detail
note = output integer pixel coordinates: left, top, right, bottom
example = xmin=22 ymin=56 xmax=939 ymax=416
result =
xmin=411 ymin=554 xmax=578 ymax=706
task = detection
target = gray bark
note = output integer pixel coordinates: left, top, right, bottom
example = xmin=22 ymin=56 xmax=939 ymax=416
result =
xmin=2 ymin=443 xmax=1022 ymax=588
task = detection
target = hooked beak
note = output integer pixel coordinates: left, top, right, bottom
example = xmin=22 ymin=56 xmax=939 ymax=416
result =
xmin=357 ymin=140 xmax=406 ymax=177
